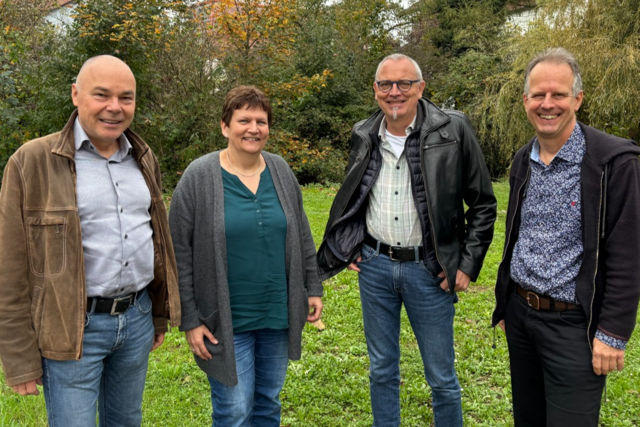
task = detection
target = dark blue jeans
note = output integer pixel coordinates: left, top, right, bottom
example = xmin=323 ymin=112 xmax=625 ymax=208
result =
xmin=505 ymin=291 xmax=606 ymax=426
xmin=207 ymin=328 xmax=289 ymax=427
xmin=42 ymin=288 xmax=155 ymax=427
xmin=357 ymin=243 xmax=462 ymax=427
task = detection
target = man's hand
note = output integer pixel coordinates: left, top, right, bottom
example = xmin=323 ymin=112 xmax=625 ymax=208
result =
xmin=11 ymin=378 xmax=42 ymax=396
xmin=592 ymin=337 xmax=625 ymax=375
xmin=185 ymin=325 xmax=218 ymax=361
xmin=346 ymin=256 xmax=362 ymax=273
xmin=307 ymin=297 xmax=324 ymax=323
xmin=438 ymin=270 xmax=472 ymax=292
xmin=151 ymin=332 xmax=165 ymax=352
xmin=497 ymin=319 xmax=505 ymax=333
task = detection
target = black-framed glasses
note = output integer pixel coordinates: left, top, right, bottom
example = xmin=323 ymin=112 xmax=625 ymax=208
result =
xmin=375 ymin=80 xmax=421 ymax=93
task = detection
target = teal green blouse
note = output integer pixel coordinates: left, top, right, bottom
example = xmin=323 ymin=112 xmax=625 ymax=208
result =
xmin=222 ymin=166 xmax=288 ymax=333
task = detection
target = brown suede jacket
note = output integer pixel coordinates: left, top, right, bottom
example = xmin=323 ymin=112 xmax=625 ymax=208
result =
xmin=0 ymin=111 xmax=181 ymax=387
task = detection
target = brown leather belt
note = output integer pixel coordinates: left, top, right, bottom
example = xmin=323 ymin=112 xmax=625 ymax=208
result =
xmin=516 ymin=284 xmax=580 ymax=312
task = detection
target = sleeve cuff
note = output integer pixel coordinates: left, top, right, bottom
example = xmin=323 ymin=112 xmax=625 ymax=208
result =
xmin=595 ymin=330 xmax=627 ymax=350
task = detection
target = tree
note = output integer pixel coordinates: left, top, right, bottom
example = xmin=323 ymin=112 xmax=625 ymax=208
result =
xmin=0 ymin=0 xmax=53 ymax=182
xmin=400 ymin=0 xmax=520 ymax=177
xmin=478 ymin=0 xmax=640 ymax=176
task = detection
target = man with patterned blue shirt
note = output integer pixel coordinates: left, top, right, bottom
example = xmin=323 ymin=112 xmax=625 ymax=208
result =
xmin=493 ymin=47 xmax=640 ymax=426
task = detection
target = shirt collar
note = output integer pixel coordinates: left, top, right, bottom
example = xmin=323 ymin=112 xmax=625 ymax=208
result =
xmin=378 ymin=114 xmax=417 ymax=142
xmin=74 ymin=117 xmax=131 ymax=158
xmin=531 ymin=122 xmax=585 ymax=165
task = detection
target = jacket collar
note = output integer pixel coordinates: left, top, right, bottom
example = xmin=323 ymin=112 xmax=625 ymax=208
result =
xmin=520 ymin=121 xmax=640 ymax=170
xmin=579 ymin=122 xmax=640 ymax=168
xmin=51 ymin=109 xmax=150 ymax=162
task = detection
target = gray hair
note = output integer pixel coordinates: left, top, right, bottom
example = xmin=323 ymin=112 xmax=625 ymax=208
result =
xmin=524 ymin=47 xmax=583 ymax=96
xmin=375 ymin=53 xmax=423 ymax=82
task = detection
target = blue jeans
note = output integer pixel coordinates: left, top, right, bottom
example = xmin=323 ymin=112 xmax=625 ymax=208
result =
xmin=42 ymin=288 xmax=155 ymax=427
xmin=207 ymin=328 xmax=289 ymax=427
xmin=358 ymin=243 xmax=462 ymax=427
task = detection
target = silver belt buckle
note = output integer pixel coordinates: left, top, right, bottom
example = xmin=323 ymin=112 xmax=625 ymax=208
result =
xmin=110 ymin=294 xmax=134 ymax=315
xmin=388 ymin=245 xmax=399 ymax=261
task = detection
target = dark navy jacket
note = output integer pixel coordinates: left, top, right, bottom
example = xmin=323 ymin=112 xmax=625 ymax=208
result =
xmin=493 ymin=123 xmax=640 ymax=343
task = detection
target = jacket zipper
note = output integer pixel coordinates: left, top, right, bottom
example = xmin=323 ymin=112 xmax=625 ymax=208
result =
xmin=70 ymin=160 xmax=85 ymax=360
xmin=420 ymin=129 xmax=453 ymax=288
xmin=424 ymin=140 xmax=457 ymax=149
xmin=587 ymin=170 xmax=604 ymax=352
xmin=501 ymin=166 xmax=531 ymax=261
xmin=491 ymin=164 xmax=530 ymax=332
xmin=325 ymin=131 xmax=373 ymax=258
xmin=422 ymin=137 xmax=460 ymax=279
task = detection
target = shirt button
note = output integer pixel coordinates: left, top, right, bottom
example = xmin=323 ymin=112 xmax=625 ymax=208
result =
xmin=259 ymin=222 xmax=262 ymax=225
xmin=124 ymin=234 xmax=128 ymax=239
xmin=115 ymin=182 xmax=119 ymax=187
xmin=124 ymin=262 xmax=129 ymax=267
xmin=397 ymin=242 xmax=401 ymax=245
xmin=254 ymin=199 xmax=258 ymax=203
xmin=120 ymin=208 xmax=123 ymax=213
xmin=395 ymin=191 xmax=398 ymax=195
xmin=396 ymin=166 xmax=400 ymax=170
xmin=257 ymin=210 xmax=260 ymax=213
xmin=395 ymin=217 xmax=398 ymax=221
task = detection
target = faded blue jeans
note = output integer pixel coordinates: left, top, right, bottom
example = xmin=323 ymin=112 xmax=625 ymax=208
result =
xmin=207 ymin=328 xmax=289 ymax=427
xmin=358 ymin=243 xmax=462 ymax=427
xmin=42 ymin=288 xmax=155 ymax=427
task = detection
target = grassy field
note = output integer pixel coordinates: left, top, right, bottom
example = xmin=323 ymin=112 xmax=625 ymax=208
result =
xmin=1 ymin=181 xmax=639 ymax=426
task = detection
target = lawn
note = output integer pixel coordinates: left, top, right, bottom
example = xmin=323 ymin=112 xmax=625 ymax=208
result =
xmin=1 ymin=181 xmax=639 ymax=426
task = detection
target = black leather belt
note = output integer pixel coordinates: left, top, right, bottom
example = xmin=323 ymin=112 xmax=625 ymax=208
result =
xmin=87 ymin=291 xmax=138 ymax=315
xmin=364 ymin=234 xmax=424 ymax=262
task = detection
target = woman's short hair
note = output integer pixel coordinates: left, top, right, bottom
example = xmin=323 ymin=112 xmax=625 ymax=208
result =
xmin=221 ymin=86 xmax=272 ymax=127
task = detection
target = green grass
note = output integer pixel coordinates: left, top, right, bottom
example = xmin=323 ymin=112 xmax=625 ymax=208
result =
xmin=2 ymin=181 xmax=639 ymax=426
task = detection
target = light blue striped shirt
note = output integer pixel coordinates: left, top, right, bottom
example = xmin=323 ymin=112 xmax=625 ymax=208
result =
xmin=74 ymin=119 xmax=154 ymax=297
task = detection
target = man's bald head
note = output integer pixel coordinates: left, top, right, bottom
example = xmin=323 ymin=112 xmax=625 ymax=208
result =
xmin=71 ymin=55 xmax=137 ymax=152
xmin=75 ymin=55 xmax=136 ymax=91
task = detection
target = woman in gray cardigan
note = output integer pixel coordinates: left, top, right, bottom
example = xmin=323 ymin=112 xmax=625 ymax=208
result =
xmin=169 ymin=86 xmax=323 ymax=426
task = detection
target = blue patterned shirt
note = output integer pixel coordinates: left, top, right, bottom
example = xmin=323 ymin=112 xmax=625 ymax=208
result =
xmin=510 ymin=124 xmax=626 ymax=349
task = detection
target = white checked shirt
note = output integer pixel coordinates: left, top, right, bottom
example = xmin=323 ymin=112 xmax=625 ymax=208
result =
xmin=366 ymin=115 xmax=422 ymax=246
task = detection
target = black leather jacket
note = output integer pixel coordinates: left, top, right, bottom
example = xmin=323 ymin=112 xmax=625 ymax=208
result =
xmin=317 ymin=98 xmax=497 ymax=291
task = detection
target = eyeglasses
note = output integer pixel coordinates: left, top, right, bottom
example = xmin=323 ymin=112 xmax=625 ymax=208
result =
xmin=375 ymin=80 xmax=421 ymax=93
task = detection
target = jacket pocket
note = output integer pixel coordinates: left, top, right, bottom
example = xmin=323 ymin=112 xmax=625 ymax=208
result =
xmin=27 ymin=217 xmax=67 ymax=277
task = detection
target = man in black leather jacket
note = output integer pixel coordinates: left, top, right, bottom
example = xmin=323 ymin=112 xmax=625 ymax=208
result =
xmin=317 ymin=53 xmax=496 ymax=426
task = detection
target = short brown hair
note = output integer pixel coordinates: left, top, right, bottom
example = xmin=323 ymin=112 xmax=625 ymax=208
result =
xmin=221 ymin=86 xmax=272 ymax=127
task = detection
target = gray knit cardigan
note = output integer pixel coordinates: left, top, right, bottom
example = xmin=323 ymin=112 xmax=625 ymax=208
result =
xmin=169 ymin=151 xmax=323 ymax=386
